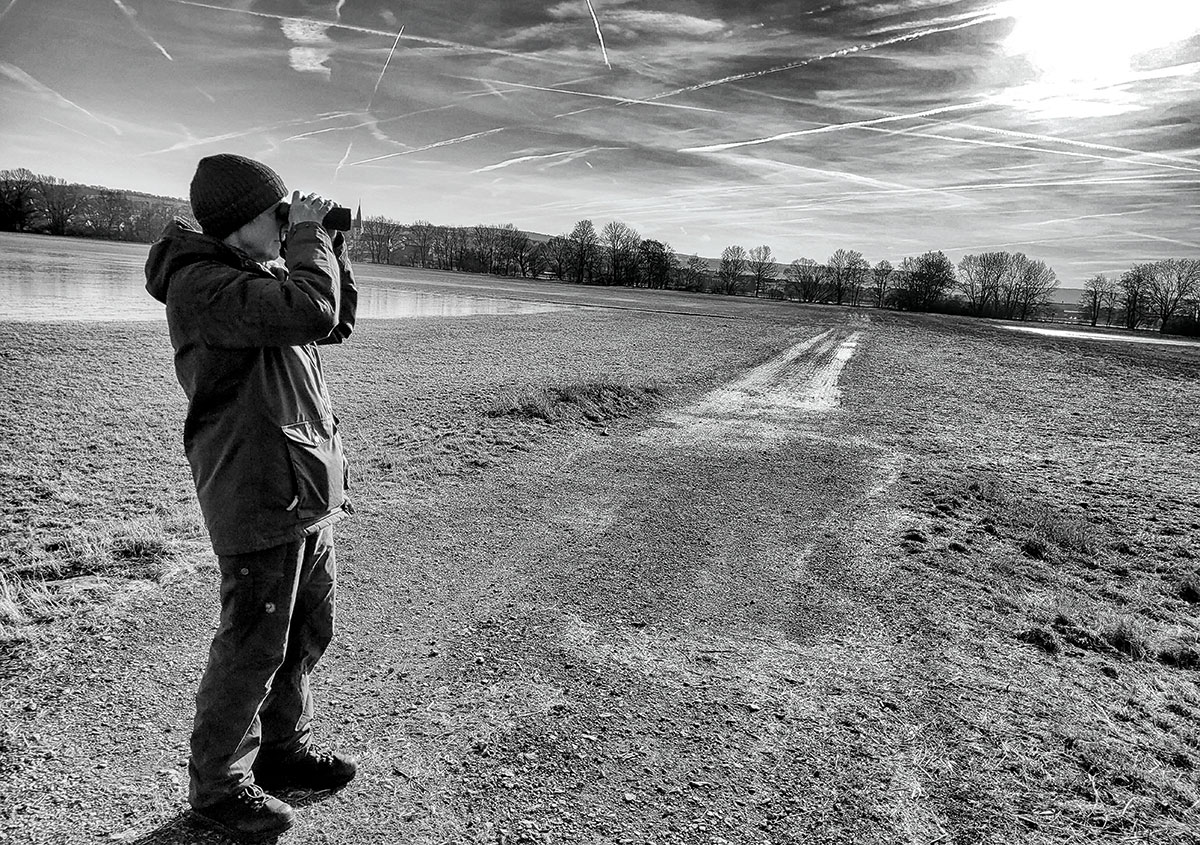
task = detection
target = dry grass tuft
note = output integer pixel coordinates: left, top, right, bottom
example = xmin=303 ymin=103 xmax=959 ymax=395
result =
xmin=1022 ymin=594 xmax=1153 ymax=659
xmin=0 ymin=572 xmax=24 ymax=627
xmin=0 ymin=509 xmax=206 ymax=638
xmin=1020 ymin=537 xmax=1050 ymax=561
xmin=963 ymin=477 xmax=1100 ymax=564
xmin=1016 ymin=626 xmax=1060 ymax=654
xmin=1157 ymin=635 xmax=1200 ymax=670
xmin=0 ymin=571 xmax=76 ymax=644
xmin=1017 ymin=503 xmax=1098 ymax=559
xmin=487 ymin=377 xmax=667 ymax=424
xmin=1102 ymin=615 xmax=1153 ymax=661
xmin=1177 ymin=573 xmax=1200 ymax=604
xmin=1070 ymin=739 xmax=1150 ymax=790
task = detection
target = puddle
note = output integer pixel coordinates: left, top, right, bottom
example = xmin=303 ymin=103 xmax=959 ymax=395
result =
xmin=1002 ymin=325 xmax=1200 ymax=347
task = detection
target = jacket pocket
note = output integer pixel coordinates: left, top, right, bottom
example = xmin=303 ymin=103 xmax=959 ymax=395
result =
xmin=281 ymin=417 xmax=344 ymax=519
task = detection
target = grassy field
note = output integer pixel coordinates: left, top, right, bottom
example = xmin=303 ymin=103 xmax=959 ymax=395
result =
xmin=1 ymin=265 xmax=1198 ymax=843
xmin=839 ymin=313 xmax=1200 ymax=842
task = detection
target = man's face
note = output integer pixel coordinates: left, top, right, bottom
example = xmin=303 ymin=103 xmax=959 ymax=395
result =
xmin=234 ymin=202 xmax=285 ymax=262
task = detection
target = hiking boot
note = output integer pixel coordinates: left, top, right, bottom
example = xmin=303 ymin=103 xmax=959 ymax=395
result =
xmin=191 ymin=783 xmax=295 ymax=842
xmin=254 ymin=746 xmax=357 ymax=792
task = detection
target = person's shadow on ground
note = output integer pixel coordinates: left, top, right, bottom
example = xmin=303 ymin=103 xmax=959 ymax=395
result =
xmin=128 ymin=790 xmax=340 ymax=844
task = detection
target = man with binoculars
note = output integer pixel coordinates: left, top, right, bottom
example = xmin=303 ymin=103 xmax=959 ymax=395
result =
xmin=145 ymin=153 xmax=358 ymax=841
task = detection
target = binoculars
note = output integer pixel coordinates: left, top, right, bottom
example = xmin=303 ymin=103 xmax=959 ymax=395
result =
xmin=276 ymin=201 xmax=353 ymax=232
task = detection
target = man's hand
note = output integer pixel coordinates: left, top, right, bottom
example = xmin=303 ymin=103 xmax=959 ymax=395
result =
xmin=288 ymin=191 xmax=336 ymax=228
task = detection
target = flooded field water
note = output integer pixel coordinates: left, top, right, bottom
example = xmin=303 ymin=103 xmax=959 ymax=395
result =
xmin=0 ymin=232 xmax=567 ymax=322
xmin=1002 ymin=324 xmax=1200 ymax=347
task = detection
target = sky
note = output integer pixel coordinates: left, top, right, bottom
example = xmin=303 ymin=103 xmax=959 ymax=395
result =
xmin=1 ymin=0 xmax=1199 ymax=283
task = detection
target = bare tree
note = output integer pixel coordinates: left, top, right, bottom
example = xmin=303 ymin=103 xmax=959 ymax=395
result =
xmin=717 ymin=245 xmax=748 ymax=295
xmin=747 ymin=245 xmax=776 ymax=298
xmin=1148 ymin=258 xmax=1200 ymax=332
xmin=1013 ymin=257 xmax=1059 ymax=321
xmin=429 ymin=225 xmax=452 ymax=269
xmin=543 ymin=235 xmax=573 ymax=280
xmin=680 ymin=255 xmax=709 ymax=292
xmin=995 ymin=253 xmax=1035 ymax=320
xmin=34 ymin=174 xmax=86 ymax=236
xmin=600 ymin=220 xmax=641 ymax=286
xmin=497 ymin=224 xmax=535 ymax=277
xmin=894 ymin=251 xmax=955 ymax=311
xmin=1101 ymin=283 xmax=1119 ymax=327
xmin=358 ymin=215 xmax=404 ymax=264
xmin=956 ymin=251 xmax=1056 ymax=320
xmin=872 ymin=259 xmax=894 ymax=308
xmin=568 ymin=219 xmax=600 ymax=284
xmin=826 ymin=249 xmax=869 ymax=306
xmin=638 ymin=239 xmax=676 ymax=289
xmin=526 ymin=242 xmax=548 ymax=279
xmin=471 ymin=224 xmax=504 ymax=274
xmin=785 ymin=258 xmax=823 ymax=302
xmin=448 ymin=227 xmax=471 ymax=272
xmin=958 ymin=251 xmax=1013 ymax=318
xmin=86 ymin=189 xmax=135 ymax=240
xmin=129 ymin=199 xmax=186 ymax=242
xmin=1081 ymin=273 xmax=1116 ymax=327
xmin=847 ymin=262 xmax=870 ymax=306
xmin=0 ymin=168 xmax=39 ymax=232
xmin=408 ymin=220 xmax=435 ymax=267
xmin=1118 ymin=263 xmax=1154 ymax=330
xmin=428 ymin=225 xmax=465 ymax=271
xmin=957 ymin=253 xmax=1002 ymax=315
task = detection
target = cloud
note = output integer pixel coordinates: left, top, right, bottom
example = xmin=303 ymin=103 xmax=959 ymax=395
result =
xmin=601 ymin=10 xmax=726 ymax=38
xmin=280 ymin=18 xmax=333 ymax=78
xmin=546 ymin=0 xmax=639 ymax=18
xmin=503 ymin=3 xmax=725 ymax=50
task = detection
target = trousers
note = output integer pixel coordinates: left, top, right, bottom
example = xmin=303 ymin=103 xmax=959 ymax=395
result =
xmin=188 ymin=527 xmax=336 ymax=809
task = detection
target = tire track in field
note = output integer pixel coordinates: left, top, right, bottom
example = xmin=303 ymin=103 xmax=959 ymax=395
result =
xmin=648 ymin=327 xmax=864 ymax=446
xmin=452 ymin=315 xmax=936 ymax=840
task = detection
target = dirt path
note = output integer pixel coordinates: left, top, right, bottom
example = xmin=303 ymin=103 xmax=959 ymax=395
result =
xmin=291 ymin=317 xmax=941 ymax=844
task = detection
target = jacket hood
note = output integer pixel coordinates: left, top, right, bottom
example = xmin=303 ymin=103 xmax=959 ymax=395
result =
xmin=145 ymin=217 xmax=256 ymax=303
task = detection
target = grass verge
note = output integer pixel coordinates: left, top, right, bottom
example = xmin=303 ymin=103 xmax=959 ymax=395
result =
xmin=0 ymin=508 xmax=205 ymax=647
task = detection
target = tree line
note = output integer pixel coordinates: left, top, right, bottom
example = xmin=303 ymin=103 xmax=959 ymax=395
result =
xmin=0 ymin=168 xmax=192 ymax=243
xmin=353 ymin=216 xmax=682 ymax=289
xmin=5 ymin=168 xmax=1197 ymax=335
xmin=1078 ymin=262 xmax=1200 ymax=333
xmin=357 ymin=216 xmax=1198 ymax=335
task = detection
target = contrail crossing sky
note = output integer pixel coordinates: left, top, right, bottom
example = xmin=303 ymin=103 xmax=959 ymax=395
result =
xmin=1 ymin=0 xmax=1198 ymax=283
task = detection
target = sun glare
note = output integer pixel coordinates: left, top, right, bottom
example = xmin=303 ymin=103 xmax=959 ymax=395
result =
xmin=1001 ymin=0 xmax=1200 ymax=84
xmin=996 ymin=0 xmax=1200 ymax=117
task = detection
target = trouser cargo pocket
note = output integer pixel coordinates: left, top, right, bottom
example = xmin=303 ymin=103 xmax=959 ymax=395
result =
xmin=281 ymin=417 xmax=344 ymax=519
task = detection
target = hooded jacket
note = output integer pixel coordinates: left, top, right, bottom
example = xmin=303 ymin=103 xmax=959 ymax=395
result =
xmin=145 ymin=218 xmax=357 ymax=555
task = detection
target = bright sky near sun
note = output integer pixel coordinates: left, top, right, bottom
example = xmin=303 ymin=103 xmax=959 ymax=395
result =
xmin=1 ymin=0 xmax=1198 ymax=283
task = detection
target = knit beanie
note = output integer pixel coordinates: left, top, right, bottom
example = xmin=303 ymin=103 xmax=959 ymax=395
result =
xmin=189 ymin=153 xmax=287 ymax=239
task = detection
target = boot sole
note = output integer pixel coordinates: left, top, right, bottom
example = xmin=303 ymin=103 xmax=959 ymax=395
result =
xmin=191 ymin=807 xmax=295 ymax=842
